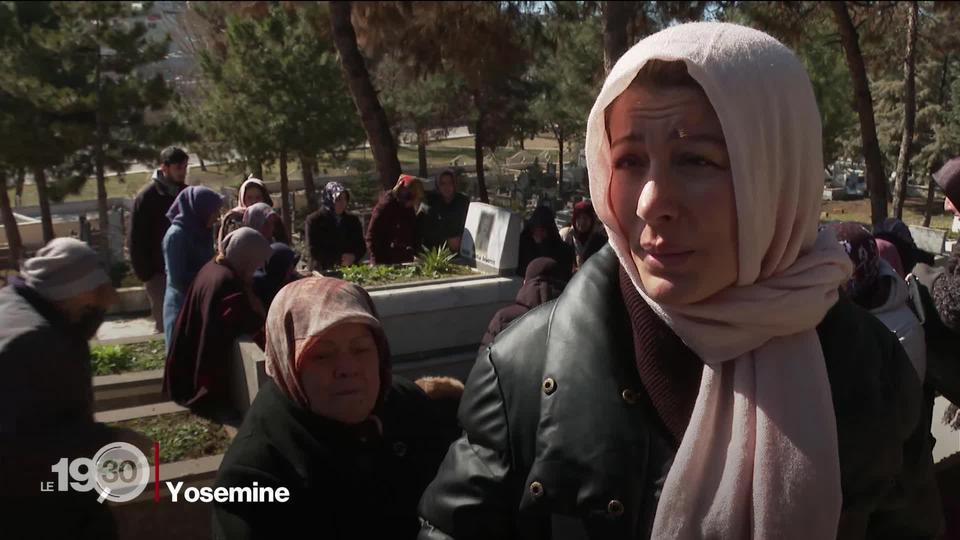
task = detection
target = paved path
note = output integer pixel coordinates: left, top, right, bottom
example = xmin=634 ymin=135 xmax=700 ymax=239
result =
xmin=95 ymin=316 xmax=161 ymax=344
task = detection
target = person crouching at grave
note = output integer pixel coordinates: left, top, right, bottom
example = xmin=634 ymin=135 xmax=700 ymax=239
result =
xmin=163 ymin=228 xmax=273 ymax=423
xmin=162 ymin=186 xmax=224 ymax=350
xmin=242 ymin=201 xmax=289 ymax=244
xmin=419 ymin=24 xmax=942 ymax=539
xmin=419 ymin=169 xmax=470 ymax=253
xmin=212 ymin=277 xmax=462 ymax=539
xmin=218 ymin=176 xmax=273 ymax=246
xmin=253 ymin=242 xmax=302 ymax=309
xmin=828 ymin=222 xmax=927 ymax=378
xmin=0 ymin=238 xmax=152 ymax=539
xmin=874 ymin=217 xmax=936 ymax=278
xmin=559 ymin=199 xmax=608 ymax=271
xmin=305 ymin=181 xmax=367 ymax=272
xmin=480 ymin=257 xmax=570 ymax=349
xmin=516 ymin=205 xmax=574 ymax=277
xmin=366 ymin=175 xmax=424 ymax=265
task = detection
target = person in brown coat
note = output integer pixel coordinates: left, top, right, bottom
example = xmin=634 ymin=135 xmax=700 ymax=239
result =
xmin=163 ymin=228 xmax=273 ymax=422
xmin=480 ymin=257 xmax=569 ymax=349
xmin=366 ymin=175 xmax=424 ymax=265
xmin=129 ymin=146 xmax=188 ymax=332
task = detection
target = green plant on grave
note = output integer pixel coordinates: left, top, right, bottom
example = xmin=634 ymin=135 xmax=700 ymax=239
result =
xmin=416 ymin=244 xmax=457 ymax=278
xmin=90 ymin=345 xmax=134 ymax=376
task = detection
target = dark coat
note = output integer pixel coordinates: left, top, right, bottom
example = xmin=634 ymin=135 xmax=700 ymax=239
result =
xmin=129 ymin=173 xmax=182 ymax=281
xmin=163 ymin=260 xmax=264 ymax=420
xmin=0 ymin=281 xmax=118 ymax=539
xmin=481 ymin=258 xmax=569 ymax=349
xmin=305 ymin=208 xmax=366 ymax=271
xmin=419 ymin=191 xmax=470 ymax=250
xmin=517 ymin=207 xmax=575 ymax=277
xmin=419 ymin=246 xmax=942 ymax=540
xmin=213 ymin=377 xmax=460 ymax=540
xmin=366 ymin=192 xmax=420 ymax=265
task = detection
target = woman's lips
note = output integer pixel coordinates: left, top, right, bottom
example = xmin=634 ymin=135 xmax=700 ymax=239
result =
xmin=640 ymin=249 xmax=694 ymax=271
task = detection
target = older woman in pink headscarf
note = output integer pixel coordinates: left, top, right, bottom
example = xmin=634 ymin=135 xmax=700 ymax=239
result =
xmin=213 ymin=277 xmax=462 ymax=539
xmin=418 ymin=22 xmax=940 ymax=540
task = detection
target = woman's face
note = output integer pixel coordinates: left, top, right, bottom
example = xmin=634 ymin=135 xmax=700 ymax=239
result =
xmin=607 ymin=83 xmax=738 ymax=305
xmin=945 ymin=196 xmax=960 ymax=218
xmin=260 ymin=215 xmax=276 ymax=240
xmin=574 ymin=213 xmax=593 ymax=233
xmin=243 ymin=186 xmax=265 ymax=207
xmin=334 ymin=194 xmax=348 ymax=215
xmin=298 ymin=323 xmax=380 ymax=424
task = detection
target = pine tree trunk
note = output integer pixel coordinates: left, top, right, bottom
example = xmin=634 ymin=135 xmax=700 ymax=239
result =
xmin=830 ymin=1 xmax=888 ymax=226
xmin=0 ymin=170 xmax=23 ymax=266
xmin=300 ymin=155 xmax=319 ymax=214
xmin=329 ymin=1 xmax=401 ymax=190
xmin=603 ymin=1 xmax=630 ymax=74
xmin=557 ymin=129 xmax=565 ymax=194
xmin=923 ymin=175 xmax=936 ymax=227
xmin=892 ymin=1 xmax=919 ymax=220
xmin=95 ymin=149 xmax=111 ymax=263
xmin=34 ymin=167 xmax=54 ymax=243
xmin=199 ymin=158 xmax=207 ymax=172
xmin=14 ymin=168 xmax=24 ymax=208
xmin=417 ymin=130 xmax=428 ymax=178
xmin=279 ymin=149 xmax=292 ymax=234
xmin=252 ymin=161 xmax=264 ymax=179
xmin=474 ymin=119 xmax=490 ymax=203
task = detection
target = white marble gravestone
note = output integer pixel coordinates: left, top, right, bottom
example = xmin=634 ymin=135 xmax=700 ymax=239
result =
xmin=459 ymin=202 xmax=521 ymax=275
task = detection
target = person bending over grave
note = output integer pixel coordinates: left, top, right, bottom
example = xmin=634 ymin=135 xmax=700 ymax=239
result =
xmin=418 ymin=23 xmax=941 ymax=540
xmin=516 ymin=205 xmax=574 ymax=277
xmin=419 ymin=169 xmax=470 ymax=253
xmin=366 ymin=175 xmax=424 ymax=265
xmin=0 ymin=239 xmax=151 ymax=539
xmin=253 ymin=242 xmax=302 ymax=309
xmin=164 ymin=228 xmax=272 ymax=423
xmin=480 ymin=257 xmax=570 ymax=349
xmin=212 ymin=277 xmax=462 ymax=539
xmin=129 ymin=146 xmax=189 ymax=333
xmin=559 ymin=199 xmax=608 ymax=271
xmin=162 ymin=186 xmax=224 ymax=350
xmin=305 ymin=182 xmax=367 ymax=272
xmin=219 ymin=176 xmax=274 ymax=246
xmin=242 ymin=201 xmax=289 ymax=245
xmin=873 ymin=217 xmax=936 ymax=279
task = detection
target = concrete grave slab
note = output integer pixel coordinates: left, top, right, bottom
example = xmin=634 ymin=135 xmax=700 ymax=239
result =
xmin=908 ymin=224 xmax=947 ymax=255
xmin=460 ymin=202 xmax=522 ymax=275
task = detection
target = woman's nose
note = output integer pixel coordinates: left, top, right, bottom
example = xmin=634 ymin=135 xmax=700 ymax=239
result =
xmin=636 ymin=167 xmax=680 ymax=225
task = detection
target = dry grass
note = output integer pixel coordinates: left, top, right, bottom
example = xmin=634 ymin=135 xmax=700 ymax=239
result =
xmin=821 ymin=196 xmax=955 ymax=233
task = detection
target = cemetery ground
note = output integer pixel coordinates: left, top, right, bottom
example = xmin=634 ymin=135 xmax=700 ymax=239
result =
xmin=822 ymin=195 xmax=957 ymax=235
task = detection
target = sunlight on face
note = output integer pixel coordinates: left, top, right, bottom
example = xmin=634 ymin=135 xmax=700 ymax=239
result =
xmin=243 ymin=186 xmax=265 ymax=207
xmin=298 ymin=323 xmax=380 ymax=424
xmin=607 ymin=83 xmax=738 ymax=305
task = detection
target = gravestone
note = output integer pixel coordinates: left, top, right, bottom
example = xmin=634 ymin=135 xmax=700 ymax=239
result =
xmin=459 ymin=202 xmax=521 ymax=275
xmin=108 ymin=208 xmax=126 ymax=262
xmin=952 ymin=215 xmax=960 ymax=234
xmin=908 ymin=224 xmax=947 ymax=255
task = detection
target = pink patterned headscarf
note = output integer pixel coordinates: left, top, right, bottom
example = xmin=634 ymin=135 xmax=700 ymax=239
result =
xmin=264 ymin=277 xmax=391 ymax=408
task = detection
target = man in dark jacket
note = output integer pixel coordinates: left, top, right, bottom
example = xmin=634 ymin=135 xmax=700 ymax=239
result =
xmin=129 ymin=147 xmax=188 ymax=332
xmin=0 ymin=239 xmax=151 ymax=539
xmin=420 ymin=170 xmax=470 ymax=253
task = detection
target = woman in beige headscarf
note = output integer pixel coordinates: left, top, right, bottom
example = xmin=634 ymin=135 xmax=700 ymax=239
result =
xmin=418 ymin=22 xmax=941 ymax=540
xmin=213 ymin=277 xmax=463 ymax=539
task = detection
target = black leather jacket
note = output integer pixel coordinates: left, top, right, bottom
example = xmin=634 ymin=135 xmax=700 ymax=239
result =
xmin=419 ymin=246 xmax=943 ymax=539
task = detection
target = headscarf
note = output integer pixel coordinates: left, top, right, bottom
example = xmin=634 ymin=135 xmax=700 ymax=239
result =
xmin=875 ymin=237 xmax=906 ymax=278
xmin=933 ymin=157 xmax=960 ymax=209
xmin=525 ymin=205 xmax=561 ymax=242
xmin=221 ymin=227 xmax=273 ymax=280
xmin=516 ymin=257 xmax=569 ymax=309
xmin=264 ymin=277 xmax=391 ymax=408
xmin=322 ymin=181 xmax=349 ymax=215
xmin=828 ymin=222 xmax=880 ymax=303
xmin=166 ymin=186 xmax=224 ymax=235
xmin=874 ymin=217 xmax=934 ymax=273
xmin=234 ymin=176 xmax=273 ymax=212
xmin=570 ymin=200 xmax=598 ymax=243
xmin=585 ymin=22 xmax=852 ymax=539
xmin=392 ymin=174 xmax=425 ymax=207
xmin=254 ymin=243 xmax=301 ymax=307
xmin=242 ymin=202 xmax=277 ymax=235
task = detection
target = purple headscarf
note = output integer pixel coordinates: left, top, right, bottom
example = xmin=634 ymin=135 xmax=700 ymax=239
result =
xmin=242 ymin=202 xmax=276 ymax=234
xmin=166 ymin=186 xmax=224 ymax=234
xmin=828 ymin=222 xmax=880 ymax=303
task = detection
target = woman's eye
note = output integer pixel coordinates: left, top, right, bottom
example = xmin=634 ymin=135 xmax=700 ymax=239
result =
xmin=678 ymin=154 xmax=719 ymax=168
xmin=613 ymin=155 xmax=644 ymax=170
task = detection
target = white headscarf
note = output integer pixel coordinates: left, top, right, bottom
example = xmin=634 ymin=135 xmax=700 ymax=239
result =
xmin=586 ymin=22 xmax=853 ymax=538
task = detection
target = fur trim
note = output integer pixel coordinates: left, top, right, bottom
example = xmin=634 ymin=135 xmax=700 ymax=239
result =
xmin=415 ymin=376 xmax=465 ymax=401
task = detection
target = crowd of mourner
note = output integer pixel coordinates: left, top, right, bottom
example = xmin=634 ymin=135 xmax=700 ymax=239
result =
xmin=2 ymin=22 xmax=960 ymax=540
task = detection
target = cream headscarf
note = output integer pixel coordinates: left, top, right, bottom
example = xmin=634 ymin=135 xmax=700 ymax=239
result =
xmin=586 ymin=22 xmax=854 ymax=538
